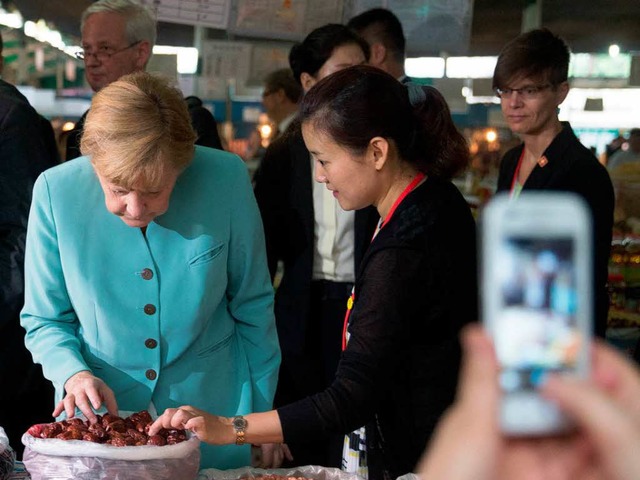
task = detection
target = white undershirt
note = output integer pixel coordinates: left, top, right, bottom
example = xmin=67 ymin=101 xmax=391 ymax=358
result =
xmin=278 ymin=113 xmax=296 ymax=136
xmin=311 ymin=158 xmax=355 ymax=282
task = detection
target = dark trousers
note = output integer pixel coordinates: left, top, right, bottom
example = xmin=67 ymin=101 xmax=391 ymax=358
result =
xmin=275 ymin=279 xmax=353 ymax=468
xmin=0 ymin=323 xmax=54 ymax=459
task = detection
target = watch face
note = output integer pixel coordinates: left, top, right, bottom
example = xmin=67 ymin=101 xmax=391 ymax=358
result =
xmin=233 ymin=416 xmax=247 ymax=429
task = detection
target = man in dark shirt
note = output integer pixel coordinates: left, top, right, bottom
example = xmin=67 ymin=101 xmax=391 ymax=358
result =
xmin=0 ymin=33 xmax=59 ymax=456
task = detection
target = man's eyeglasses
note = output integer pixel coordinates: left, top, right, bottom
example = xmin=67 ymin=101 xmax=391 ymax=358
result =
xmin=494 ymin=84 xmax=552 ymax=100
xmin=75 ymin=41 xmax=141 ymax=61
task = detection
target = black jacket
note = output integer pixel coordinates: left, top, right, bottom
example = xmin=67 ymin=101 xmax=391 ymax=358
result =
xmin=185 ymin=96 xmax=224 ymax=150
xmin=253 ymin=122 xmax=378 ymax=356
xmin=496 ymin=123 xmax=614 ymax=337
xmin=278 ymin=177 xmax=478 ymax=479
xmin=0 ymin=79 xmax=58 ymax=454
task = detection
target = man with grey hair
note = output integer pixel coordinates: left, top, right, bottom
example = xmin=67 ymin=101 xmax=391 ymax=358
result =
xmin=66 ymin=0 xmax=155 ymax=160
xmin=261 ymin=68 xmax=302 ymax=139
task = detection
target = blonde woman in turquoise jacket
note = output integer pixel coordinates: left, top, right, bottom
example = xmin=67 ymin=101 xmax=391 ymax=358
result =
xmin=20 ymin=72 xmax=280 ymax=469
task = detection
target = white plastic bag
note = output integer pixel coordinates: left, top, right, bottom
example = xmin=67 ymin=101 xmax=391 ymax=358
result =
xmin=0 ymin=427 xmax=16 ymax=480
xmin=21 ymin=412 xmax=200 ymax=480
xmin=198 ymin=465 xmax=365 ymax=480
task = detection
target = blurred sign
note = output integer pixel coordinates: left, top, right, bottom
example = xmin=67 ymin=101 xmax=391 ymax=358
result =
xmin=200 ymin=41 xmax=252 ymax=98
xmin=230 ymin=0 xmax=344 ymax=40
xmin=139 ymin=0 xmax=231 ymax=29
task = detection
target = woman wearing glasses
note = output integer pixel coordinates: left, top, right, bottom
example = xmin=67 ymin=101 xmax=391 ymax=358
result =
xmin=493 ymin=28 xmax=614 ymax=338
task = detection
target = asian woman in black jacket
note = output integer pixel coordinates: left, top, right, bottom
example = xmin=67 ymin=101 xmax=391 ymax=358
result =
xmin=152 ymin=65 xmax=478 ymax=479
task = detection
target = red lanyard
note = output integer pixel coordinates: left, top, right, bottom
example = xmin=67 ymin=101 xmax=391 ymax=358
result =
xmin=510 ymin=148 xmax=526 ymax=195
xmin=341 ymin=172 xmax=426 ymax=351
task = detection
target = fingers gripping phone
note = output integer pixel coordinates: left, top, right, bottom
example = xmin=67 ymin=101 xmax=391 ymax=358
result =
xmin=481 ymin=193 xmax=592 ymax=436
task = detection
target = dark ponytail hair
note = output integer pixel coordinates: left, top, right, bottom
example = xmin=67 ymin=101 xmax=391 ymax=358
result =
xmin=289 ymin=24 xmax=370 ymax=85
xmin=299 ymin=65 xmax=469 ymax=179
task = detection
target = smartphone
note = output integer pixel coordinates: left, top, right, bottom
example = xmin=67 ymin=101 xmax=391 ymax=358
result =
xmin=481 ymin=192 xmax=592 ymax=436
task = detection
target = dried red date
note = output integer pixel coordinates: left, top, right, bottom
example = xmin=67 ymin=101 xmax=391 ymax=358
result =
xmin=126 ymin=428 xmax=146 ymax=443
xmin=82 ymin=432 xmax=99 ymax=442
xmin=28 ymin=410 xmax=188 ymax=447
xmin=146 ymin=435 xmax=166 ymax=446
xmin=88 ymin=423 xmax=106 ymax=434
xmin=130 ymin=410 xmax=153 ymax=425
xmin=56 ymin=429 xmax=83 ymax=440
xmin=100 ymin=413 xmax=120 ymax=427
xmin=105 ymin=420 xmax=126 ymax=433
xmin=108 ymin=436 xmax=128 ymax=447
xmin=63 ymin=418 xmax=85 ymax=428
xmin=42 ymin=423 xmax=63 ymax=438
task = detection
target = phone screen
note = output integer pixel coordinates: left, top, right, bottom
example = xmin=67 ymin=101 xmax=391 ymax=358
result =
xmin=495 ymin=236 xmax=582 ymax=395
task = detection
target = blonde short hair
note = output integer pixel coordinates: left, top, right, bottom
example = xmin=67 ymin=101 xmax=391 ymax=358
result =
xmin=81 ymin=71 xmax=196 ymax=189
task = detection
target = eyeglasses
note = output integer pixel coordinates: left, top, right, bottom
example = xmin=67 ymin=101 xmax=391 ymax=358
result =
xmin=495 ymin=84 xmax=553 ymax=100
xmin=75 ymin=41 xmax=141 ymax=61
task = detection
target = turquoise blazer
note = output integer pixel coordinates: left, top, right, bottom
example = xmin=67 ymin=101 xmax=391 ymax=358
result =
xmin=21 ymin=147 xmax=281 ymax=469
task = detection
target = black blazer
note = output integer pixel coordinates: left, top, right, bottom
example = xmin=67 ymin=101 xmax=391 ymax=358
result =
xmin=253 ymin=121 xmax=378 ymax=354
xmin=0 ymin=79 xmax=58 ymax=452
xmin=0 ymin=79 xmax=59 ymax=331
xmin=185 ymin=96 xmax=224 ymax=150
xmin=65 ymin=110 xmax=87 ymax=161
xmin=496 ymin=122 xmax=614 ymax=337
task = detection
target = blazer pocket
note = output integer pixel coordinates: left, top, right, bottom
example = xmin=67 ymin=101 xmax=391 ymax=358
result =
xmin=197 ymin=332 xmax=234 ymax=358
xmin=189 ymin=243 xmax=225 ymax=267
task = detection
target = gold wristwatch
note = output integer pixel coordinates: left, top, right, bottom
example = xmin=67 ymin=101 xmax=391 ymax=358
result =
xmin=232 ymin=415 xmax=248 ymax=445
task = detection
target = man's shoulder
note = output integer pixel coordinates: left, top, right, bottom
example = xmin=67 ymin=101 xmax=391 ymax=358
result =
xmin=261 ymin=125 xmax=304 ymax=167
xmin=609 ymin=148 xmax=638 ymax=164
xmin=0 ymin=81 xmax=39 ymax=122
xmin=0 ymin=80 xmax=28 ymax=104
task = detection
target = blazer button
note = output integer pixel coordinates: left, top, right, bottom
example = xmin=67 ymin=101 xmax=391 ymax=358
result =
xmin=141 ymin=268 xmax=154 ymax=280
xmin=145 ymin=369 xmax=157 ymax=381
xmin=145 ymin=338 xmax=158 ymax=349
xmin=144 ymin=304 xmax=156 ymax=315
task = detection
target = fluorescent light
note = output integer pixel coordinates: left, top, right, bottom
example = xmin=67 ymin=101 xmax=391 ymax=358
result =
xmin=0 ymin=9 xmax=23 ymax=28
xmin=405 ymin=57 xmax=445 ymax=78
xmin=24 ymin=19 xmax=75 ymax=57
xmin=609 ymin=44 xmax=620 ymax=57
xmin=446 ymin=56 xmax=498 ymax=78
xmin=153 ymin=46 xmax=198 ymax=74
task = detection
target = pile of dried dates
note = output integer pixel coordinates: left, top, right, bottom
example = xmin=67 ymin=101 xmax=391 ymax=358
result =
xmin=27 ymin=410 xmax=187 ymax=447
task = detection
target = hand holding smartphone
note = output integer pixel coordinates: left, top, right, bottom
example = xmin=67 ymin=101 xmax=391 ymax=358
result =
xmin=481 ymin=193 xmax=592 ymax=436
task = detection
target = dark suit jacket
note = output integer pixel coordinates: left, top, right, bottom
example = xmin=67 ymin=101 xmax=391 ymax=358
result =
xmin=64 ymin=110 xmax=87 ymax=161
xmin=497 ymin=122 xmax=614 ymax=337
xmin=185 ymin=96 xmax=224 ymax=150
xmin=0 ymin=79 xmax=58 ymax=454
xmin=253 ymin=121 xmax=378 ymax=357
